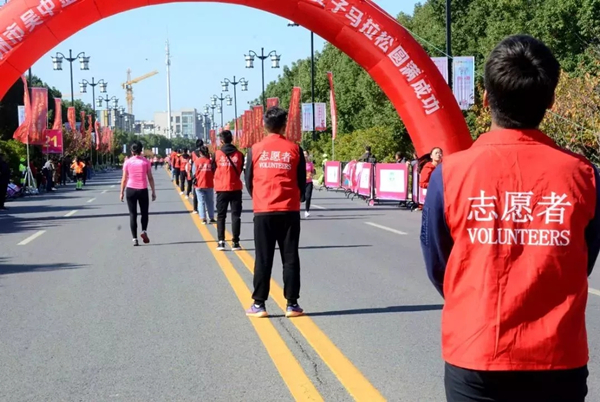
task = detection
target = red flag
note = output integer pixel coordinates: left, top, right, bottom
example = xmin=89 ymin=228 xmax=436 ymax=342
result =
xmin=13 ymin=76 xmax=31 ymax=144
xmin=86 ymin=115 xmax=92 ymax=138
xmin=253 ymin=106 xmax=264 ymax=145
xmin=244 ymin=110 xmax=253 ymax=147
xmin=95 ymin=120 xmax=101 ymax=150
xmin=67 ymin=107 xmax=76 ymax=134
xmin=286 ymin=87 xmax=302 ymax=143
xmin=80 ymin=111 xmax=86 ymax=136
xmin=30 ymin=87 xmax=48 ymax=144
xmin=52 ymin=98 xmax=62 ymax=130
xmin=210 ymin=129 xmax=216 ymax=147
xmin=266 ymin=97 xmax=280 ymax=108
xmin=327 ymin=72 xmax=338 ymax=140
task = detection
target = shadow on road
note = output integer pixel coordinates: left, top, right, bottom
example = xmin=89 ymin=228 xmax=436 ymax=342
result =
xmin=304 ymin=304 xmax=444 ymax=317
xmin=0 ymin=258 xmax=87 ymax=276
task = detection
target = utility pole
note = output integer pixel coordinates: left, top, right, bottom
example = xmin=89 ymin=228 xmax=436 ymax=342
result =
xmin=165 ymin=39 xmax=173 ymax=139
xmin=446 ymin=0 xmax=453 ymax=89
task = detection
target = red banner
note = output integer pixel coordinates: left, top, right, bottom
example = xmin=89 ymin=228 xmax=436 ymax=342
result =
xmin=253 ymin=105 xmax=264 ymax=144
xmin=80 ymin=111 xmax=86 ymax=136
xmin=327 ymin=72 xmax=338 ymax=140
xmin=42 ymin=129 xmax=63 ymax=154
xmin=244 ymin=110 xmax=253 ymax=147
xmin=267 ymin=97 xmax=280 ymax=108
xmin=286 ymin=87 xmax=302 ymax=143
xmin=67 ymin=107 xmax=76 ymax=134
xmin=52 ymin=98 xmax=62 ymax=130
xmin=30 ymin=87 xmax=48 ymax=144
xmin=13 ymin=76 xmax=31 ymax=144
xmin=94 ymin=120 xmax=101 ymax=150
xmin=86 ymin=115 xmax=92 ymax=137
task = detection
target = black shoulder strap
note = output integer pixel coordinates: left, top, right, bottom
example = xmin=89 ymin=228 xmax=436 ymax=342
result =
xmin=224 ymin=152 xmax=240 ymax=176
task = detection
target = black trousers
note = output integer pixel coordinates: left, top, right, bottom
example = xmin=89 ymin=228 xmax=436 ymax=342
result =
xmin=179 ymin=171 xmax=187 ymax=192
xmin=252 ymin=212 xmax=301 ymax=304
xmin=305 ymin=182 xmax=313 ymax=212
xmin=186 ymin=179 xmax=193 ymax=197
xmin=125 ymin=187 xmax=149 ymax=239
xmin=174 ymin=168 xmax=180 ymax=186
xmin=445 ymin=363 xmax=588 ymax=402
xmin=0 ymin=179 xmax=8 ymax=208
xmin=82 ymin=167 xmax=87 ymax=185
xmin=216 ymin=190 xmax=242 ymax=242
xmin=193 ymin=187 xmax=198 ymax=211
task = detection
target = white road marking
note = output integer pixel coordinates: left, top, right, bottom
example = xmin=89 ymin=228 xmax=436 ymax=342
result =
xmin=589 ymin=288 xmax=600 ymax=297
xmin=64 ymin=210 xmax=78 ymax=217
xmin=110 ymin=185 xmax=115 ymax=188
xmin=18 ymin=230 xmax=46 ymax=245
xmin=101 ymin=190 xmax=108 ymax=194
xmin=312 ymin=204 xmax=327 ymax=210
xmin=364 ymin=222 xmax=407 ymax=235
xmin=87 ymin=198 xmax=96 ymax=203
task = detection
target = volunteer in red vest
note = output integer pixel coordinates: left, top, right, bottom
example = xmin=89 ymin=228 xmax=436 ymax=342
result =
xmin=194 ymin=145 xmax=216 ymax=225
xmin=178 ymin=149 xmax=190 ymax=195
xmin=213 ymin=130 xmax=244 ymax=251
xmin=244 ymin=106 xmax=307 ymax=318
xmin=420 ymin=35 xmax=600 ymax=402
xmin=171 ymin=149 xmax=182 ymax=186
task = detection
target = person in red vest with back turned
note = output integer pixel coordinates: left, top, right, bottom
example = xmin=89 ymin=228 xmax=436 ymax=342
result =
xmin=213 ymin=130 xmax=244 ymax=251
xmin=420 ymin=35 xmax=600 ymax=402
xmin=244 ymin=106 xmax=307 ymax=318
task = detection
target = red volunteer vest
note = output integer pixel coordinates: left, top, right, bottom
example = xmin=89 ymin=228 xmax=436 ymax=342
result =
xmin=213 ymin=149 xmax=243 ymax=192
xmin=441 ymin=129 xmax=596 ymax=371
xmin=194 ymin=156 xmax=214 ymax=189
xmin=251 ymin=134 xmax=301 ymax=213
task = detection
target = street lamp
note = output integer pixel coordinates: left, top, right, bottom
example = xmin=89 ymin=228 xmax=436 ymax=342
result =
xmin=97 ymin=94 xmax=119 ymax=128
xmin=212 ymin=93 xmax=232 ymax=129
xmin=80 ymin=77 xmax=107 ymax=166
xmin=288 ymin=21 xmax=316 ymax=142
xmin=207 ymin=102 xmax=217 ymax=135
xmin=222 ymin=76 xmax=249 ymax=135
xmin=51 ymin=49 xmax=90 ymax=104
xmin=244 ymin=48 xmax=280 ymax=108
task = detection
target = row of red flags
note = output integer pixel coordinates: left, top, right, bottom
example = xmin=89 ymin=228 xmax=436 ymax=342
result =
xmin=219 ymin=72 xmax=337 ymax=150
xmin=13 ymin=75 xmax=114 ymax=152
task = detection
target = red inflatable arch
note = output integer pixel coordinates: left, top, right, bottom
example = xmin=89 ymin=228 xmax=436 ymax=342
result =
xmin=0 ymin=0 xmax=473 ymax=155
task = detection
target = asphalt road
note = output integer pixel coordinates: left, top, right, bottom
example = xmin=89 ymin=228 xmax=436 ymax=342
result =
xmin=0 ymin=168 xmax=598 ymax=402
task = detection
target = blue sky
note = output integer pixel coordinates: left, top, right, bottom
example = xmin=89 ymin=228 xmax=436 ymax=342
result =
xmin=32 ymin=0 xmax=419 ymax=121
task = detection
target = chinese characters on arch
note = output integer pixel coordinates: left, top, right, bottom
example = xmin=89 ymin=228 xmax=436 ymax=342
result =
xmin=466 ymin=190 xmax=573 ymax=247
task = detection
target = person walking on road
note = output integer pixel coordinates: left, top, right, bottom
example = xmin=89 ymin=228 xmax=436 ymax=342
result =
xmin=420 ymin=35 xmax=600 ymax=402
xmin=303 ymin=151 xmax=315 ymax=218
xmin=194 ymin=145 xmax=216 ymax=225
xmin=214 ymin=130 xmax=244 ymax=251
xmin=153 ymin=155 xmax=159 ymax=170
xmin=120 ymin=141 xmax=156 ymax=247
xmin=71 ymin=157 xmax=85 ymax=190
xmin=244 ymin=106 xmax=307 ymax=318
xmin=172 ymin=149 xmax=182 ymax=186
xmin=0 ymin=153 xmax=10 ymax=211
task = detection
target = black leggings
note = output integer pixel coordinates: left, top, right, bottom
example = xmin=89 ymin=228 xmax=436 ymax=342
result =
xmin=305 ymin=182 xmax=313 ymax=212
xmin=126 ymin=187 xmax=149 ymax=238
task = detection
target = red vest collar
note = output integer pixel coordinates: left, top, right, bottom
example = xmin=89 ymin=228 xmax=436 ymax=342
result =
xmin=473 ymin=129 xmax=557 ymax=148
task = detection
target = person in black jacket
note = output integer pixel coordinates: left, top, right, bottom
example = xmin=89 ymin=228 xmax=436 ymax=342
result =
xmin=0 ymin=153 xmax=10 ymax=210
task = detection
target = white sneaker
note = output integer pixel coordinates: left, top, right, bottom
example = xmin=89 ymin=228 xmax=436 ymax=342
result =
xmin=185 ymin=195 xmax=189 ymax=199
xmin=192 ymin=210 xmax=197 ymax=214
xmin=216 ymin=241 xmax=226 ymax=251
xmin=305 ymin=211 xmax=310 ymax=218
xmin=180 ymin=191 xmax=184 ymax=195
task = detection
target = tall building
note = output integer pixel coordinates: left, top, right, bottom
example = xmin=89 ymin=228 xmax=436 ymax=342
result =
xmin=154 ymin=108 xmax=211 ymax=140
xmin=134 ymin=120 xmax=156 ymax=136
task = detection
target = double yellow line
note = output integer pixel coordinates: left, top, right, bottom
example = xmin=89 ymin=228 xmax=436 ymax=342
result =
xmin=168 ymin=172 xmax=385 ymax=401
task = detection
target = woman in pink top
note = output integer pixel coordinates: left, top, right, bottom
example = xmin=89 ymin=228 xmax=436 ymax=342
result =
xmin=119 ymin=141 xmax=156 ymax=246
xmin=304 ymin=151 xmax=316 ymax=218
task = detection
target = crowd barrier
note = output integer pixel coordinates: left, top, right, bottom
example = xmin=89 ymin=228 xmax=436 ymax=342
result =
xmin=323 ymin=159 xmax=426 ymax=209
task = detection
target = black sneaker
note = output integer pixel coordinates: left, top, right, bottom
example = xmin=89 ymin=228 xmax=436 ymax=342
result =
xmin=209 ymin=219 xmax=217 ymax=224
xmin=232 ymin=242 xmax=242 ymax=251
xmin=133 ymin=239 xmax=139 ymax=246
xmin=216 ymin=241 xmax=226 ymax=251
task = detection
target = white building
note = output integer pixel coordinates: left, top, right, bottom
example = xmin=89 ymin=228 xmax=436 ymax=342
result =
xmin=134 ymin=120 xmax=157 ymax=136
xmin=154 ymin=108 xmax=210 ymax=140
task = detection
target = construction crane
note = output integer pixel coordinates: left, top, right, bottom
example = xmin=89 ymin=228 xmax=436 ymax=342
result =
xmin=122 ymin=69 xmax=158 ymax=115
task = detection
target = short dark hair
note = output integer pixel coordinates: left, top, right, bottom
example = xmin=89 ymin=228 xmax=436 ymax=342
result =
xmin=196 ymin=139 xmax=203 ymax=148
xmin=199 ymin=146 xmax=210 ymax=157
xmin=264 ymin=107 xmax=288 ymax=133
xmin=131 ymin=141 xmax=143 ymax=155
xmin=365 ymin=146 xmax=372 ymax=152
xmin=484 ymin=35 xmax=560 ymax=129
xmin=219 ymin=130 xmax=233 ymax=144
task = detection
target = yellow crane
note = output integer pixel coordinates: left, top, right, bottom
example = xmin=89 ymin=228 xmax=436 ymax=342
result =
xmin=122 ymin=69 xmax=158 ymax=115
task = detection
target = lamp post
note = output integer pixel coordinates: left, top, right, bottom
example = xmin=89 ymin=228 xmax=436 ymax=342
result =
xmin=211 ymin=93 xmax=232 ymax=129
xmin=288 ymin=21 xmax=316 ymax=142
xmin=51 ymin=49 xmax=90 ymax=104
xmin=96 ymin=95 xmax=118 ymax=165
xmin=203 ymin=110 xmax=210 ymax=143
xmin=221 ymin=76 xmax=249 ymax=135
xmin=80 ymin=78 xmax=107 ymax=167
xmin=244 ymin=48 xmax=281 ymax=108
xmin=207 ymin=103 xmax=217 ymax=136
xmin=446 ymin=0 xmax=453 ymax=89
